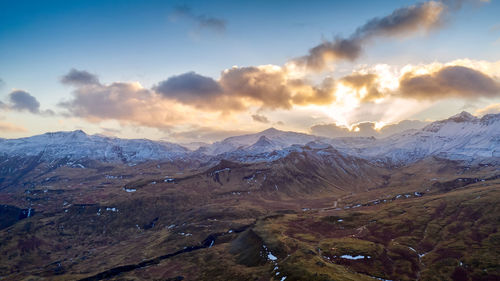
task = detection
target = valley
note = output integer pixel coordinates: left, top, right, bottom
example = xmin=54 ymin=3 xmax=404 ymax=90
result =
xmin=0 ymin=112 xmax=499 ymax=280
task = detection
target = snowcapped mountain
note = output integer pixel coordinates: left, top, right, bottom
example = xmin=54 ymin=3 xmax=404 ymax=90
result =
xmin=0 ymin=130 xmax=189 ymax=162
xmin=196 ymin=128 xmax=321 ymax=155
xmin=0 ymin=112 xmax=498 ymax=165
xmin=328 ymin=112 xmax=500 ymax=164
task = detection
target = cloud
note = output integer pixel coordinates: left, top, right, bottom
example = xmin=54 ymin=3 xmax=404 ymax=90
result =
xmin=99 ymin=127 xmax=121 ymax=136
xmin=0 ymin=121 xmax=26 ymax=132
xmin=399 ymin=65 xmax=500 ymax=99
xmin=61 ymin=69 xmax=100 ymax=86
xmin=351 ymin=1 xmax=444 ymax=39
xmin=290 ymin=77 xmax=336 ymax=105
xmin=475 ymin=103 xmax=500 ymax=115
xmin=251 ymin=114 xmax=270 ymax=123
xmin=8 ymin=90 xmax=41 ymax=113
xmin=0 ymin=90 xmax=53 ymax=116
xmin=218 ymin=65 xmax=335 ymax=109
xmin=154 ymin=72 xmax=225 ymax=107
xmin=219 ymin=66 xmax=293 ymax=109
xmin=154 ymin=66 xmax=335 ymax=111
xmin=60 ymin=70 xmax=187 ymax=128
xmin=379 ymin=119 xmax=429 ymax=135
xmin=169 ymin=126 xmax=250 ymax=143
xmin=58 ymin=59 xmax=499 ymax=138
xmin=154 ymin=71 xmax=245 ymax=111
xmin=295 ymin=1 xmax=446 ymax=71
xmin=340 ymin=73 xmax=383 ymax=102
xmin=310 ymin=119 xmax=429 ymax=138
xmin=170 ymin=5 xmax=226 ymax=34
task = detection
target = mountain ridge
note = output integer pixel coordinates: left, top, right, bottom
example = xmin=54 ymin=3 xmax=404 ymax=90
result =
xmin=0 ymin=111 xmax=499 ymax=164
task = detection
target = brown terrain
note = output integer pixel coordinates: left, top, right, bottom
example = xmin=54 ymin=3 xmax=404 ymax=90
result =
xmin=0 ymin=150 xmax=499 ymax=280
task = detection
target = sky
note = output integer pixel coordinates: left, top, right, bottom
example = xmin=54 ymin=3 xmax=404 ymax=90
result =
xmin=1 ymin=0 xmax=500 ymax=142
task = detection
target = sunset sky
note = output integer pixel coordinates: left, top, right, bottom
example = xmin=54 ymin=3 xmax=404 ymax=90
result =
xmin=1 ymin=0 xmax=500 ymax=142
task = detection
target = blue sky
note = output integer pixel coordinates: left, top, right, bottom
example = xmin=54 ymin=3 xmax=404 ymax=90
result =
xmin=0 ymin=0 xmax=499 ymax=141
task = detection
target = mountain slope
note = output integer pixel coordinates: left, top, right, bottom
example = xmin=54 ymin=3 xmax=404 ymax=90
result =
xmin=328 ymin=112 xmax=500 ymax=164
xmin=197 ymin=128 xmax=322 ymax=155
xmin=0 ymin=112 xmax=498 ymax=165
xmin=0 ymin=130 xmax=189 ymax=163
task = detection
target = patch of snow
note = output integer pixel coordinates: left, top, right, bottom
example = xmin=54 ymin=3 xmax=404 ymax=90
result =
xmin=212 ymin=168 xmax=230 ymax=174
xmin=339 ymin=255 xmax=370 ymax=260
xmin=419 ymin=252 xmax=428 ymax=258
xmin=267 ymin=253 xmax=278 ymax=261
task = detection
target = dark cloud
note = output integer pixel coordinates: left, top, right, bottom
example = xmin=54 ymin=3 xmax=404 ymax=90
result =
xmin=341 ymin=73 xmax=383 ymax=101
xmin=154 ymin=71 xmax=245 ymax=111
xmin=61 ymin=69 xmax=100 ymax=86
xmin=171 ymin=5 xmax=226 ymax=33
xmin=8 ymin=90 xmax=41 ymax=113
xmin=311 ymin=119 xmax=429 ymax=138
xmin=399 ymin=65 xmax=500 ymax=99
xmin=220 ymin=66 xmax=293 ymax=109
xmin=297 ymin=38 xmax=362 ymax=70
xmin=295 ymin=1 xmax=446 ymax=70
xmin=2 ymin=90 xmax=54 ymax=115
xmin=251 ymin=114 xmax=270 ymax=123
xmin=154 ymin=72 xmax=222 ymax=103
xmin=154 ymin=67 xmax=336 ymax=111
xmin=352 ymin=1 xmax=443 ymax=39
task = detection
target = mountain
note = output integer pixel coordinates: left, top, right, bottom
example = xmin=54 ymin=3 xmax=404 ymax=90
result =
xmin=327 ymin=111 xmax=500 ymax=164
xmin=0 ymin=112 xmax=498 ymax=165
xmin=0 ymin=130 xmax=190 ymax=163
xmin=0 ymin=112 xmax=499 ymax=281
xmin=196 ymin=128 xmax=321 ymax=156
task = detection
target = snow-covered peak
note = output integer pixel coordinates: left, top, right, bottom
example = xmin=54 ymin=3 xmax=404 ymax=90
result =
xmin=0 ymin=130 xmax=189 ymax=163
xmin=259 ymin=127 xmax=281 ymax=136
xmin=335 ymin=112 xmax=500 ymax=164
xmin=41 ymin=129 xmax=89 ymax=140
xmin=0 ymin=111 xmax=498 ymax=165
xmin=448 ymin=111 xmax=477 ymax=122
xmin=423 ymin=111 xmax=479 ymax=133
xmin=253 ymin=135 xmax=273 ymax=146
xmin=480 ymin=113 xmax=500 ymax=125
xmin=198 ymin=128 xmax=322 ymax=155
